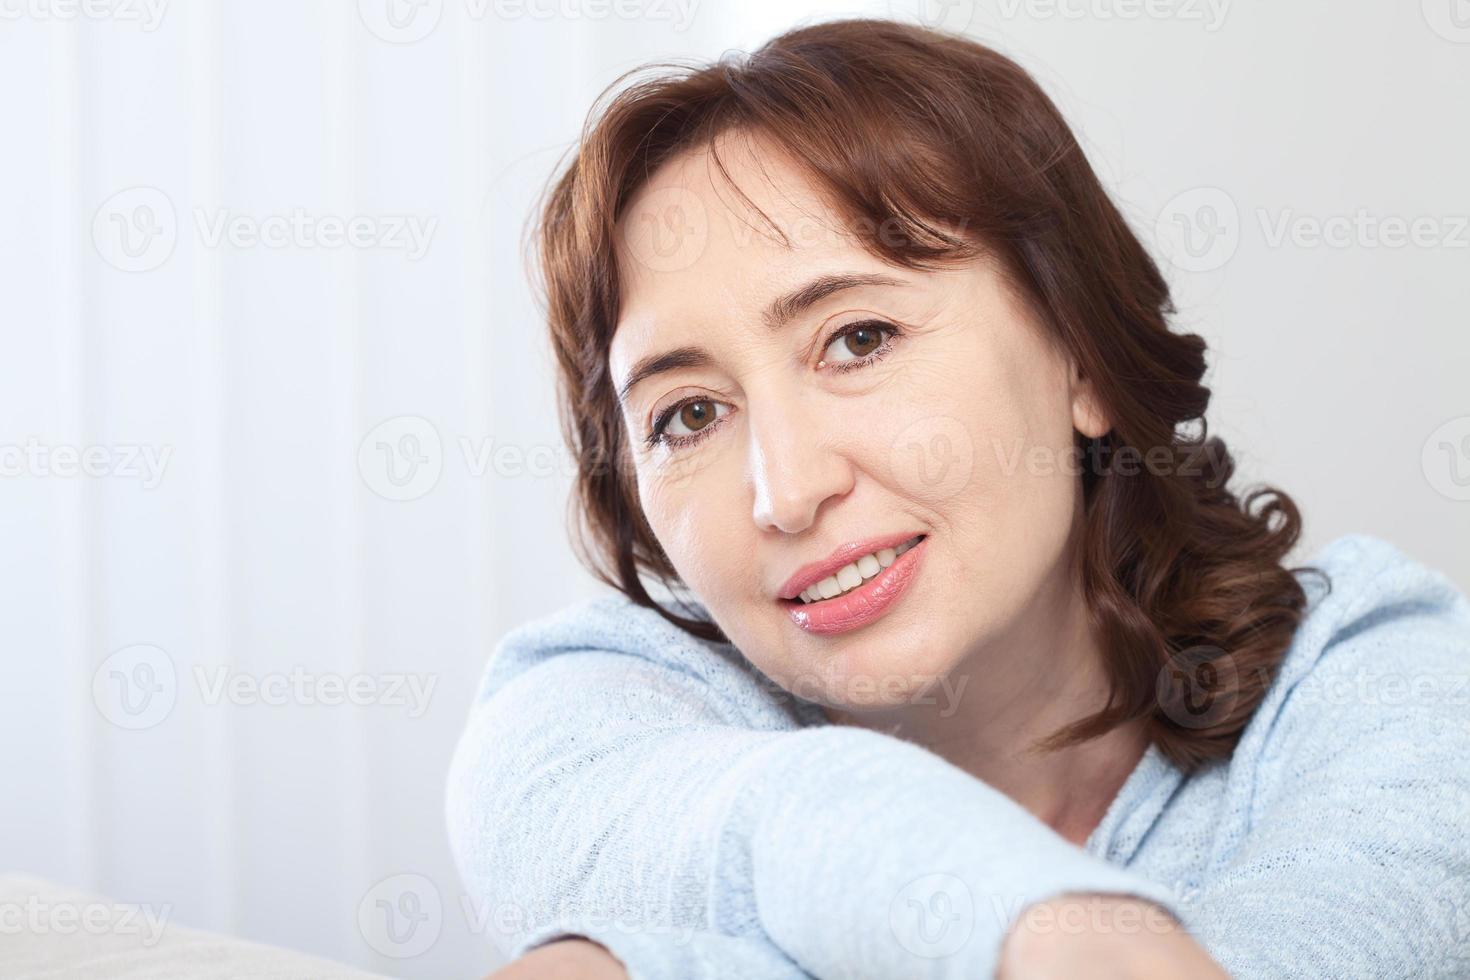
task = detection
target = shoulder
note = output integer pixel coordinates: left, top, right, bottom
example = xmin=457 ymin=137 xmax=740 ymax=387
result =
xmin=1278 ymin=533 xmax=1470 ymax=690
xmin=1232 ymin=532 xmax=1470 ymax=798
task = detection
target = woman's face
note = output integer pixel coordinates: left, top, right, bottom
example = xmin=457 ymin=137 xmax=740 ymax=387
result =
xmin=610 ymin=134 xmax=1109 ymax=712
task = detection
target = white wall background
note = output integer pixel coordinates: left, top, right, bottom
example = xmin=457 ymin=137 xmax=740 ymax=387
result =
xmin=1 ymin=1 xmax=1466 ymax=977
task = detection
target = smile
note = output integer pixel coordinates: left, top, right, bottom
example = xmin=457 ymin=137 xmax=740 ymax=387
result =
xmin=795 ymin=534 xmax=923 ymax=603
xmin=780 ymin=533 xmax=927 ymax=636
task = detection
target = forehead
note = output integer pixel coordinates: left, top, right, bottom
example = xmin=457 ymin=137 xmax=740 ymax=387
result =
xmin=622 ymin=130 xmax=850 ymax=276
xmin=610 ymin=133 xmax=880 ymax=364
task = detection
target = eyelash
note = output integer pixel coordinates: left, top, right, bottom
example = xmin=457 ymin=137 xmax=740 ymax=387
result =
xmin=644 ymin=319 xmax=903 ymax=450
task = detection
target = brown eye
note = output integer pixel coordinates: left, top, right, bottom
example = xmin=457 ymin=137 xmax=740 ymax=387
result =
xmin=677 ymin=400 xmax=716 ymax=433
xmin=820 ymin=320 xmax=899 ymax=370
xmin=654 ymin=397 xmax=728 ymax=444
xmin=843 ymin=325 xmax=884 ymax=357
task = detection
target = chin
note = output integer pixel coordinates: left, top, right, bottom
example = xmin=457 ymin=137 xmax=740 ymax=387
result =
xmin=775 ymin=626 xmax=958 ymax=713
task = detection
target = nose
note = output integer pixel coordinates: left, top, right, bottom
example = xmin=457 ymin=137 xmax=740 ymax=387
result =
xmin=748 ymin=398 xmax=855 ymax=535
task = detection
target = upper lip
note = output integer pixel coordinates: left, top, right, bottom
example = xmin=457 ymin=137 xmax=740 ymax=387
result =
xmin=776 ymin=531 xmax=925 ymax=600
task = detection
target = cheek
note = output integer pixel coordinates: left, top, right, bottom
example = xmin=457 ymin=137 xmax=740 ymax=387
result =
xmin=638 ymin=452 xmax=753 ymax=604
xmin=868 ymin=331 xmax=1077 ymax=515
xmin=871 ymin=331 xmax=1080 ymax=600
xmin=967 ymin=344 xmax=1083 ymax=600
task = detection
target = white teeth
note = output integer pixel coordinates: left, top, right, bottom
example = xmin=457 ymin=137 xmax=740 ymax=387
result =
xmin=796 ymin=536 xmax=924 ymax=603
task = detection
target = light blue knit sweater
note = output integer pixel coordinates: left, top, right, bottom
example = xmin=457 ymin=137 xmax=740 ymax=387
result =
xmin=446 ymin=534 xmax=1470 ymax=978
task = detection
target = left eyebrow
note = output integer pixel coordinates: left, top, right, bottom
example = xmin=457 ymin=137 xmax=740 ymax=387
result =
xmin=616 ymin=271 xmax=907 ymax=406
xmin=759 ymin=272 xmax=908 ymax=331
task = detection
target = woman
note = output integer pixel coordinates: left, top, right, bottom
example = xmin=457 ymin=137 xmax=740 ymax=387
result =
xmin=447 ymin=18 xmax=1470 ymax=979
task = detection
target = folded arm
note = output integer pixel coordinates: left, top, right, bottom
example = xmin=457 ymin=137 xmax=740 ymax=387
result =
xmin=446 ymin=598 xmax=1187 ymax=978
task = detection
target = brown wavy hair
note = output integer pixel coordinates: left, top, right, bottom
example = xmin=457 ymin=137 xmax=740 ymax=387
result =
xmin=535 ymin=17 xmax=1323 ymax=773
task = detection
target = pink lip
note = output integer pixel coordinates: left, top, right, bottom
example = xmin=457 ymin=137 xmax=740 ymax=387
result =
xmin=777 ymin=531 xmax=926 ymax=600
xmin=782 ymin=534 xmax=928 ymax=636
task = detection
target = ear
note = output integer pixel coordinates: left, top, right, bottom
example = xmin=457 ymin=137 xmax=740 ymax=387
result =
xmin=1068 ymin=360 xmax=1112 ymax=439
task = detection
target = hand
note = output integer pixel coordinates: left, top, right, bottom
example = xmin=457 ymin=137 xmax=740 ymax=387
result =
xmin=486 ymin=938 xmax=629 ymax=980
xmin=997 ymin=894 xmax=1229 ymax=980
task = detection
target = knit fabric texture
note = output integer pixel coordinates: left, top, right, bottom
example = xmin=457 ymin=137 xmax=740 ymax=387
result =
xmin=446 ymin=534 xmax=1470 ymax=978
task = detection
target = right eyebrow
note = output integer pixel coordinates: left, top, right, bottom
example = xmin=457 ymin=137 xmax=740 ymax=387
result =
xmin=616 ymin=346 xmax=715 ymax=407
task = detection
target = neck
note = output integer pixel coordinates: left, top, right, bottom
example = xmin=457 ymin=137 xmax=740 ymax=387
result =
xmin=827 ymin=549 xmax=1149 ymax=848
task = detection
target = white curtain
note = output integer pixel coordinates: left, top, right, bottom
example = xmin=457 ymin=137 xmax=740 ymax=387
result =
xmin=3 ymin=2 xmax=1466 ymax=977
xmin=0 ymin=1 xmax=837 ymax=974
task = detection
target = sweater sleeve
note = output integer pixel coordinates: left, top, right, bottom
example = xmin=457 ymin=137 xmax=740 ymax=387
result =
xmin=445 ymin=598 xmax=1189 ymax=979
xmin=1179 ymin=567 xmax=1470 ymax=978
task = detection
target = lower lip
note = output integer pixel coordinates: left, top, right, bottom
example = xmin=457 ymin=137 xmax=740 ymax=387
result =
xmin=782 ymin=536 xmax=928 ymax=636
